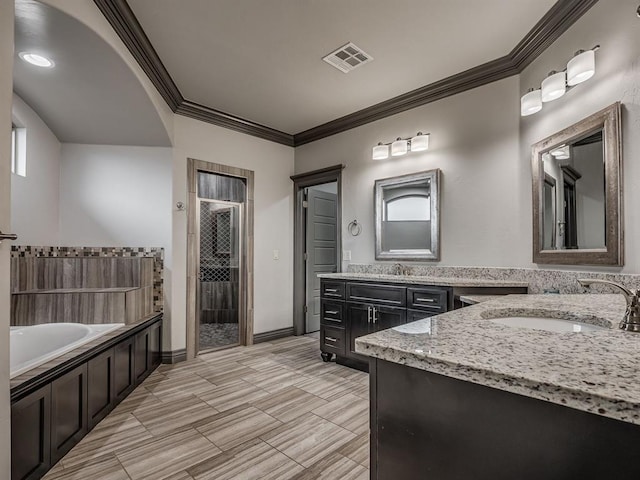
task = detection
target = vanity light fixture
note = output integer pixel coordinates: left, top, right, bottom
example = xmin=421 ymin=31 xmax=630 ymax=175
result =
xmin=371 ymin=132 xmax=430 ymax=160
xmin=520 ymin=45 xmax=599 ymax=116
xmin=550 ymin=145 xmax=570 ymax=160
xmin=19 ymin=52 xmax=54 ymax=68
xmin=391 ymin=138 xmax=408 ymax=157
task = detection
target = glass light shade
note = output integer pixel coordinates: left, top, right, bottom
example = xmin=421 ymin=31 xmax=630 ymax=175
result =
xmin=550 ymin=145 xmax=567 ymax=157
xmin=372 ymin=143 xmax=389 ymax=160
xmin=391 ymin=139 xmax=408 ymax=156
xmin=19 ymin=52 xmax=54 ymax=68
xmin=554 ymin=145 xmax=570 ymax=160
xmin=410 ymin=133 xmax=429 ymax=152
xmin=541 ymin=71 xmax=566 ymax=102
xmin=567 ymin=50 xmax=595 ymax=86
xmin=520 ymin=89 xmax=542 ymax=116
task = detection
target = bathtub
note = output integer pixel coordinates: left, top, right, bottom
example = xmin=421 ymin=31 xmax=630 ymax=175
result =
xmin=10 ymin=323 xmax=124 ymax=379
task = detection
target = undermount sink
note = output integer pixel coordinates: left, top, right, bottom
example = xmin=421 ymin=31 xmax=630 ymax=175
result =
xmin=489 ymin=316 xmax=609 ymax=332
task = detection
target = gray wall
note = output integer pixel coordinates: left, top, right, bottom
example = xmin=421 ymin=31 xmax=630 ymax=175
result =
xmin=296 ymin=0 xmax=640 ymax=273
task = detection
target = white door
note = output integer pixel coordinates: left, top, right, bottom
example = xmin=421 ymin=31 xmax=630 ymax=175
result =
xmin=0 ymin=1 xmax=14 ymax=476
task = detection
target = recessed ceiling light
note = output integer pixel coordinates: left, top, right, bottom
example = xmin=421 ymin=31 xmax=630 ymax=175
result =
xmin=19 ymin=52 xmax=54 ymax=68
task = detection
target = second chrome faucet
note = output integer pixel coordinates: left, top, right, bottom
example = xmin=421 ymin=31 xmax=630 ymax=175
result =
xmin=578 ymin=279 xmax=640 ymax=332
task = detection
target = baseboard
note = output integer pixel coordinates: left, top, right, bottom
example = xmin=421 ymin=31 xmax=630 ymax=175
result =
xmin=253 ymin=327 xmax=294 ymax=344
xmin=161 ymin=348 xmax=187 ymax=364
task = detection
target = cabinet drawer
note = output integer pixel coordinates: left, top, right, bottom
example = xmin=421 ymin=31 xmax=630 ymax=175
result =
xmin=321 ymin=300 xmax=344 ymax=325
xmin=322 ymin=281 xmax=345 ymax=300
xmin=321 ymin=325 xmax=345 ymax=356
xmin=407 ymin=287 xmax=448 ymax=313
xmin=347 ymin=283 xmax=406 ymax=307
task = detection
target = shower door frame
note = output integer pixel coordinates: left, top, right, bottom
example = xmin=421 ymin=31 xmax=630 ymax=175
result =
xmin=196 ymin=198 xmax=244 ymax=353
xmin=187 ymin=158 xmax=254 ymax=360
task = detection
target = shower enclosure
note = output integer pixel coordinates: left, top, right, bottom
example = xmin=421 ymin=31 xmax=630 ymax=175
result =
xmin=197 ymin=172 xmax=245 ymax=351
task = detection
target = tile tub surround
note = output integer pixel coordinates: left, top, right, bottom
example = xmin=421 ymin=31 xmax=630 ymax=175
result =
xmin=11 ymin=246 xmax=164 ymax=312
xmin=346 ymin=263 xmax=640 ymax=294
xmin=355 ymin=294 xmax=640 ymax=425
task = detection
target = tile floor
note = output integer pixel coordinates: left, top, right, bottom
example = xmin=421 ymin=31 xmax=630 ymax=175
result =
xmin=43 ymin=335 xmax=370 ymax=480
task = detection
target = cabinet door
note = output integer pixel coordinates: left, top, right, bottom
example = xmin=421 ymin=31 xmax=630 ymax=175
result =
xmin=373 ymin=305 xmax=407 ymax=331
xmin=114 ymin=336 xmax=135 ymax=403
xmin=51 ymin=364 xmax=88 ymax=464
xmin=346 ymin=302 xmax=373 ymax=362
xmin=134 ymin=328 xmax=150 ymax=384
xmin=11 ymin=385 xmax=51 ymax=480
xmin=87 ymin=348 xmax=115 ymax=430
xmin=149 ymin=321 xmax=162 ymax=369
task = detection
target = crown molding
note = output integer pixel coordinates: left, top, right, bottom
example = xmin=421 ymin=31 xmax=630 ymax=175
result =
xmin=95 ymin=0 xmax=598 ymax=148
xmin=294 ymin=0 xmax=599 ymax=145
xmin=93 ymin=0 xmax=183 ymax=110
xmin=176 ymin=101 xmax=295 ymax=146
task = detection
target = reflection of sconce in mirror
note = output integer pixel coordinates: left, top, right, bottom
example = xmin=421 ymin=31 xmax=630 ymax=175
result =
xmin=521 ymin=45 xmax=599 ymax=116
xmin=372 ymin=132 xmax=430 ymax=160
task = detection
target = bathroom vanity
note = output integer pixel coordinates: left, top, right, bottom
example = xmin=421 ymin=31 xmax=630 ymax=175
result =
xmin=356 ymin=294 xmax=640 ymax=479
xmin=319 ymin=274 xmax=528 ymax=370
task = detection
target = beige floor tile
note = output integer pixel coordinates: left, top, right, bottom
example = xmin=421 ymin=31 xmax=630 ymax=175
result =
xmin=41 ymin=336 xmax=371 ymax=480
xmin=61 ymin=412 xmax=153 ymax=468
xmin=295 ymin=373 xmax=354 ymax=400
xmin=44 ymin=453 xmax=130 ymax=480
xmin=290 ymin=451 xmax=369 ymax=480
xmin=336 ymin=433 xmax=369 ymax=468
xmin=198 ymin=379 xmax=271 ymax=411
xmin=311 ymin=393 xmax=369 ymax=435
xmin=197 ymin=405 xmax=282 ymax=451
xmin=261 ymin=414 xmax=356 ymax=467
xmin=117 ymin=428 xmax=221 ymax=480
xmin=250 ymin=386 xmax=328 ymax=423
xmin=133 ymin=394 xmax=219 ymax=436
xmin=188 ymin=438 xmax=304 ymax=480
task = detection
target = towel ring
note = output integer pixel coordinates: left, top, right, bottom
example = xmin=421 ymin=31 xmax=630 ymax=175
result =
xmin=348 ymin=220 xmax=362 ymax=236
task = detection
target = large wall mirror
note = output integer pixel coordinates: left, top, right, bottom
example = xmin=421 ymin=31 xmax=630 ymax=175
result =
xmin=532 ymin=102 xmax=622 ymax=265
xmin=375 ymin=169 xmax=440 ymax=261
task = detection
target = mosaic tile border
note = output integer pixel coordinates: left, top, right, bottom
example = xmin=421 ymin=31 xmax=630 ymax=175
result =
xmin=346 ymin=263 xmax=640 ymax=294
xmin=11 ymin=246 xmax=164 ymax=312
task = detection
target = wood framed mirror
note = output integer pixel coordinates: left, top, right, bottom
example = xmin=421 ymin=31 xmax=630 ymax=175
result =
xmin=532 ymin=102 xmax=622 ymax=265
xmin=375 ymin=169 xmax=440 ymax=261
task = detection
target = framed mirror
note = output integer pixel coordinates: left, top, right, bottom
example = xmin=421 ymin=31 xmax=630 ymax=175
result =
xmin=532 ymin=102 xmax=622 ymax=265
xmin=375 ymin=169 xmax=440 ymax=261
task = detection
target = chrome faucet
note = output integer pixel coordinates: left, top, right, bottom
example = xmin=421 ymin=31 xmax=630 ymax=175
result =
xmin=578 ymin=279 xmax=640 ymax=332
xmin=393 ymin=263 xmax=410 ymax=276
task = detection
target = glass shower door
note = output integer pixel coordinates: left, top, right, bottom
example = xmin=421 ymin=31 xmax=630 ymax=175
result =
xmin=198 ymin=199 xmax=242 ymax=351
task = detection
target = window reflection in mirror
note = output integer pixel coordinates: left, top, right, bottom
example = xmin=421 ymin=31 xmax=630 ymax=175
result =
xmin=375 ymin=169 xmax=440 ymax=261
xmin=382 ymin=181 xmax=431 ymax=251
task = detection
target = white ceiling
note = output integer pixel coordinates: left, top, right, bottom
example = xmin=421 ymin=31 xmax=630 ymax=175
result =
xmin=13 ymin=0 xmax=171 ymax=146
xmin=128 ymin=0 xmax=557 ymax=134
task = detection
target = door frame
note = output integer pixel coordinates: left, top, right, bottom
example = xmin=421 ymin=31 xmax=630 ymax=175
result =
xmin=290 ymin=164 xmax=344 ymax=336
xmin=187 ymin=158 xmax=254 ymax=359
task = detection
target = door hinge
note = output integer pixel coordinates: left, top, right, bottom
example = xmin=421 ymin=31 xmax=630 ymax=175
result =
xmin=302 ymin=200 xmax=308 ymax=208
xmin=304 ymin=252 xmax=308 ymax=261
xmin=304 ymin=305 xmax=308 ymax=313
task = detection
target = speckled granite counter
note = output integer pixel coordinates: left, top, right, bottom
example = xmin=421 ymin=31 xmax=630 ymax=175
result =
xmin=355 ymin=294 xmax=640 ymax=425
xmin=319 ymin=272 xmax=529 ymax=288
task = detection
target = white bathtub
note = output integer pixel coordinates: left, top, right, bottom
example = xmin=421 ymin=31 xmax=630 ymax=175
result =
xmin=10 ymin=323 xmax=124 ymax=379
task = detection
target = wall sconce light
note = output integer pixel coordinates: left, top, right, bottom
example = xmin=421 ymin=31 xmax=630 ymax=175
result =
xmin=521 ymin=45 xmax=599 ymax=116
xmin=372 ymin=132 xmax=430 ymax=160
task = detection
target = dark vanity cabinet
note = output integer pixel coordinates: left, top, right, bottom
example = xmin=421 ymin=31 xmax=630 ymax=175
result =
xmin=11 ymin=315 xmax=162 ymax=480
xmin=320 ymin=279 xmax=451 ymax=370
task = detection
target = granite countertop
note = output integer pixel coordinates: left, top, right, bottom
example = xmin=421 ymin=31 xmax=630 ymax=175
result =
xmin=355 ymin=294 xmax=640 ymax=425
xmin=458 ymin=294 xmax=506 ymax=304
xmin=319 ymin=272 xmax=529 ymax=288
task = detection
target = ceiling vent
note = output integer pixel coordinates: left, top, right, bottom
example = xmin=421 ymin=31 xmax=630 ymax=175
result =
xmin=323 ymin=42 xmax=373 ymax=73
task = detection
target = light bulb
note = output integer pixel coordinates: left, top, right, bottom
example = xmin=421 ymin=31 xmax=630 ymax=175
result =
xmin=541 ymin=71 xmax=566 ymax=102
